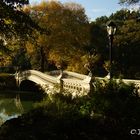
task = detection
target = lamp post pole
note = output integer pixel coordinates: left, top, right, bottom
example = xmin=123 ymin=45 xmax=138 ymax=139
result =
xmin=109 ymin=34 xmax=113 ymax=79
xmin=106 ymin=20 xmax=116 ymax=80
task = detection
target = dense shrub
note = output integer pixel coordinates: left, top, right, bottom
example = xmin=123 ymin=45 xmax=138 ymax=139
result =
xmin=33 ymin=80 xmax=140 ymax=138
xmin=89 ymin=79 xmax=140 ymax=118
xmin=0 ymin=79 xmax=140 ymax=140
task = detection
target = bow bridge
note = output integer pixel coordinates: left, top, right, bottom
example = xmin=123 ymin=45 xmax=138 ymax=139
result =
xmin=15 ymin=70 xmax=93 ymax=96
xmin=15 ymin=70 xmax=140 ymax=96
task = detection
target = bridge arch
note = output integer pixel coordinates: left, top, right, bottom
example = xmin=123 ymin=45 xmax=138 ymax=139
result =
xmin=19 ymin=80 xmax=42 ymax=92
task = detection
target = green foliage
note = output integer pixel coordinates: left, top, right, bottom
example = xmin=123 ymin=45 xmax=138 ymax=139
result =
xmin=12 ymin=47 xmax=31 ymax=70
xmin=89 ymin=22 xmax=108 ymax=55
xmin=0 ymin=0 xmax=44 ymax=71
xmin=114 ymin=17 xmax=140 ymax=78
xmin=34 ymin=93 xmax=81 ymax=119
xmin=0 ymin=80 xmax=140 ymax=139
xmin=87 ymin=22 xmax=108 ymax=76
xmin=95 ymin=9 xmax=140 ymax=79
xmin=90 ymin=80 xmax=139 ymax=117
xmin=0 ymin=0 xmax=41 ymax=40
xmin=35 ymin=79 xmax=140 ymax=121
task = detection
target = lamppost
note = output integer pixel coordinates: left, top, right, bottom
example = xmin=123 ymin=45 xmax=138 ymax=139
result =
xmin=106 ymin=20 xmax=116 ymax=79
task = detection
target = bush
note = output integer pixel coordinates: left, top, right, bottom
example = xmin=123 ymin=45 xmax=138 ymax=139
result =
xmin=87 ymin=79 xmax=140 ymax=130
xmin=0 ymin=80 xmax=140 ymax=140
xmin=35 ymin=80 xmax=140 ymax=122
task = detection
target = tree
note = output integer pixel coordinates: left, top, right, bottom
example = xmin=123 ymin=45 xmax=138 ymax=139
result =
xmin=0 ymin=0 xmax=46 ymax=72
xmin=119 ymin=0 xmax=140 ymax=5
xmin=107 ymin=9 xmax=140 ymax=78
xmin=25 ymin=1 xmax=90 ymax=73
xmin=0 ymin=0 xmax=41 ymax=39
xmin=93 ymin=9 xmax=140 ymax=78
xmin=114 ymin=19 xmax=140 ymax=78
xmin=86 ymin=22 xmax=108 ymax=76
xmin=1 ymin=0 xmax=28 ymax=5
xmin=12 ymin=47 xmax=31 ymax=70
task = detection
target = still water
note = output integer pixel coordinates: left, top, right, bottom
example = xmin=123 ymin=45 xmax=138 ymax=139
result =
xmin=0 ymin=91 xmax=42 ymax=126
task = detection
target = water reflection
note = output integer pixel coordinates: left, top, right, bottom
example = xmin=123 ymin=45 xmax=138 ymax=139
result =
xmin=15 ymin=94 xmax=24 ymax=112
xmin=0 ymin=91 xmax=39 ymax=126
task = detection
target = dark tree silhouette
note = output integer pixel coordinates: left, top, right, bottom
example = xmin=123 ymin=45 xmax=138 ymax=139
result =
xmin=1 ymin=0 xmax=29 ymax=5
xmin=0 ymin=0 xmax=41 ymax=39
xmin=119 ymin=0 xmax=140 ymax=5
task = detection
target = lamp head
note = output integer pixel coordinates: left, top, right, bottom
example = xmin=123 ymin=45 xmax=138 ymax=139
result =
xmin=107 ymin=20 xmax=116 ymax=36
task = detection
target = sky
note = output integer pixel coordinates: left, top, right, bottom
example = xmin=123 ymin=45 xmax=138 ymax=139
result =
xmin=29 ymin=0 xmax=124 ymax=21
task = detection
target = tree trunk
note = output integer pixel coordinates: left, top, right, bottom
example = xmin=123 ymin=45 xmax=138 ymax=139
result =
xmin=40 ymin=46 xmax=45 ymax=72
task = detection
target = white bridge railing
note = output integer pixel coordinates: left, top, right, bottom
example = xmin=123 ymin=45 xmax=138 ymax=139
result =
xmin=16 ymin=70 xmax=58 ymax=85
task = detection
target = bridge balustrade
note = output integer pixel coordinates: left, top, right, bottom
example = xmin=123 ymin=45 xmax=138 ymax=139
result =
xmin=62 ymin=79 xmax=89 ymax=94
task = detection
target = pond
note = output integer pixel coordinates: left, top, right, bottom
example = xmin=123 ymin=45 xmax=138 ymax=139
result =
xmin=0 ymin=90 xmax=42 ymax=126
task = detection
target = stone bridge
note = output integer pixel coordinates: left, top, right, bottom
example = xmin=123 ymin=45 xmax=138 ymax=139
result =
xmin=15 ymin=70 xmax=93 ymax=96
xmin=15 ymin=70 xmax=140 ymax=96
